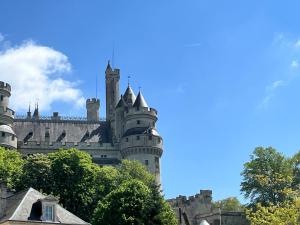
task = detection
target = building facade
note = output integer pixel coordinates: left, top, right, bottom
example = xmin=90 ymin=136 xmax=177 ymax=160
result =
xmin=0 ymin=62 xmax=163 ymax=183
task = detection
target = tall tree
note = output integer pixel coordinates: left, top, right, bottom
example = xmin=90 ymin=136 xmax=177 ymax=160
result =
xmin=241 ymin=147 xmax=294 ymax=206
xmin=16 ymin=153 xmax=52 ymax=192
xmin=212 ymin=197 xmax=245 ymax=212
xmin=0 ymin=147 xmax=23 ymax=189
xmin=48 ymin=148 xmax=101 ymax=222
xmin=92 ymin=179 xmax=177 ymax=225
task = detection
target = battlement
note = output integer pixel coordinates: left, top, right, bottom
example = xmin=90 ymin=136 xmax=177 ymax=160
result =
xmin=15 ymin=114 xmax=106 ymax=123
xmin=86 ymin=98 xmax=100 ymax=104
xmin=125 ymin=107 xmax=157 ymax=117
xmin=0 ymin=106 xmax=15 ymax=117
xmin=167 ymin=190 xmax=213 ymax=206
xmin=0 ymin=81 xmax=11 ymax=91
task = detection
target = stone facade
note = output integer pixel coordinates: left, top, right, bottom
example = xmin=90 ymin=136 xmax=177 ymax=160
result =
xmin=0 ymin=62 xmax=163 ymax=183
xmin=167 ymin=191 xmax=249 ymax=225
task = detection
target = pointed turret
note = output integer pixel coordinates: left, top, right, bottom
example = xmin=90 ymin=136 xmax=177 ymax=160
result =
xmin=116 ymin=95 xmax=127 ymax=108
xmin=123 ymin=86 xmax=136 ymax=105
xmin=133 ymin=91 xmax=148 ymax=108
xmin=33 ymin=103 xmax=39 ymax=119
xmin=106 ymin=60 xmax=112 ymax=71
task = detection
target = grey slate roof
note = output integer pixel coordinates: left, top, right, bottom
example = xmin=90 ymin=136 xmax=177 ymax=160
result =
xmin=13 ymin=120 xmax=110 ymax=144
xmin=133 ymin=91 xmax=148 ymax=108
xmin=123 ymin=126 xmax=160 ymax=137
xmin=0 ymin=188 xmax=89 ymax=225
xmin=0 ymin=125 xmax=16 ymax=135
xmin=116 ymin=95 xmax=127 ymax=108
xmin=123 ymin=86 xmax=136 ymax=105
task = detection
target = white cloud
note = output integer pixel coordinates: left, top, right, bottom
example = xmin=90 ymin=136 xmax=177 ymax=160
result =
xmin=259 ymin=80 xmax=284 ymax=109
xmin=0 ymin=40 xmax=85 ymax=112
xmin=291 ymin=60 xmax=299 ymax=68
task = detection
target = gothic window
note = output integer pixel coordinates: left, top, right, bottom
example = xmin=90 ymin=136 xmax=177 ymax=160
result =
xmin=12 ymin=136 xmax=15 ymax=141
xmin=126 ymin=137 xmax=128 ymax=142
xmin=145 ymin=160 xmax=149 ymax=166
xmin=0 ymin=95 xmax=3 ymax=101
xmin=136 ymin=135 xmax=140 ymax=140
xmin=1 ymin=132 xmax=5 ymax=137
xmin=148 ymin=135 xmax=152 ymax=140
xmin=137 ymin=120 xmax=140 ymax=125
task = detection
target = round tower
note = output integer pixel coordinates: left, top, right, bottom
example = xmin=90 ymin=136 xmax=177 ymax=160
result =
xmin=86 ymin=98 xmax=100 ymax=121
xmin=120 ymin=91 xmax=163 ymax=184
xmin=0 ymin=81 xmax=17 ymax=149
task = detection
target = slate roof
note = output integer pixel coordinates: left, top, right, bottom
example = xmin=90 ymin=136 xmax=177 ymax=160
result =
xmin=123 ymin=126 xmax=160 ymax=137
xmin=116 ymin=95 xmax=127 ymax=108
xmin=13 ymin=121 xmax=111 ymax=144
xmin=0 ymin=188 xmax=89 ymax=225
xmin=0 ymin=125 xmax=16 ymax=135
xmin=133 ymin=91 xmax=148 ymax=108
xmin=123 ymin=86 xmax=136 ymax=105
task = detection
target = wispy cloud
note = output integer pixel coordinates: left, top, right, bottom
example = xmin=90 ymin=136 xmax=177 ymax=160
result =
xmin=259 ymin=80 xmax=284 ymax=109
xmin=183 ymin=43 xmax=202 ymax=48
xmin=0 ymin=33 xmax=4 ymax=42
xmin=258 ymin=34 xmax=300 ymax=110
xmin=0 ymin=34 xmax=85 ymax=112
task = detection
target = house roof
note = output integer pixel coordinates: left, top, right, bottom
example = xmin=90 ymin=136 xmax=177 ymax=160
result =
xmin=0 ymin=188 xmax=89 ymax=225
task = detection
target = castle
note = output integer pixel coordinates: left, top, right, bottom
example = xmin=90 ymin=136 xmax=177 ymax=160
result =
xmin=0 ymin=62 xmax=163 ymax=183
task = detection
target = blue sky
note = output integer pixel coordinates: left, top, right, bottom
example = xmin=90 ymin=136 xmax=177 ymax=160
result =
xmin=1 ymin=0 xmax=300 ymax=202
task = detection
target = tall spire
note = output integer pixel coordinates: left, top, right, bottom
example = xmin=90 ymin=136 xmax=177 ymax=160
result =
xmin=106 ymin=60 xmax=112 ymax=71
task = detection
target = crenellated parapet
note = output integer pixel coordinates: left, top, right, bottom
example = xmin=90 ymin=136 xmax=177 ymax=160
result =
xmin=0 ymin=81 xmax=11 ymax=95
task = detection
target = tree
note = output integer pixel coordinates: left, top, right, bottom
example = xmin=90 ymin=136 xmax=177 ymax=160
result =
xmin=16 ymin=153 xmax=52 ymax=192
xmin=117 ymin=160 xmax=156 ymax=187
xmin=246 ymin=200 xmax=300 ymax=225
xmin=212 ymin=197 xmax=245 ymax=212
xmin=92 ymin=179 xmax=177 ymax=225
xmin=241 ymin=147 xmax=294 ymax=206
xmin=48 ymin=148 xmax=101 ymax=222
xmin=0 ymin=147 xmax=23 ymax=189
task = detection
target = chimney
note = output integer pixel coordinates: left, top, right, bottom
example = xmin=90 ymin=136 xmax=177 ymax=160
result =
xmin=0 ymin=183 xmax=14 ymax=219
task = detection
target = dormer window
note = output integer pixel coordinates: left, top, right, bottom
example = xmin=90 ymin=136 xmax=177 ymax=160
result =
xmin=45 ymin=205 xmax=54 ymax=221
xmin=41 ymin=195 xmax=58 ymax=222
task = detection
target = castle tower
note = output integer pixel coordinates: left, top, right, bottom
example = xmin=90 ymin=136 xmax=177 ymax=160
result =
xmin=120 ymin=90 xmax=163 ymax=184
xmin=0 ymin=81 xmax=17 ymax=149
xmin=86 ymin=98 xmax=100 ymax=121
xmin=105 ymin=61 xmax=120 ymax=122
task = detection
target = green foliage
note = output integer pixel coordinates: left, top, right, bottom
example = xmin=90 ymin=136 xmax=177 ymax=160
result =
xmin=117 ymin=160 xmax=156 ymax=187
xmin=246 ymin=200 xmax=300 ymax=225
xmin=48 ymin=148 xmax=101 ymax=221
xmin=0 ymin=148 xmax=176 ymax=224
xmin=92 ymin=179 xmax=177 ymax=225
xmin=16 ymin=153 xmax=52 ymax=192
xmin=241 ymin=147 xmax=296 ymax=206
xmin=212 ymin=197 xmax=245 ymax=212
xmin=0 ymin=147 xmax=23 ymax=189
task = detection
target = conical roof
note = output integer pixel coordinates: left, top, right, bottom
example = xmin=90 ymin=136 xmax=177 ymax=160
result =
xmin=133 ymin=91 xmax=148 ymax=108
xmin=106 ymin=61 xmax=112 ymax=71
xmin=200 ymin=220 xmax=210 ymax=225
xmin=123 ymin=86 xmax=136 ymax=104
xmin=116 ymin=95 xmax=127 ymax=108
